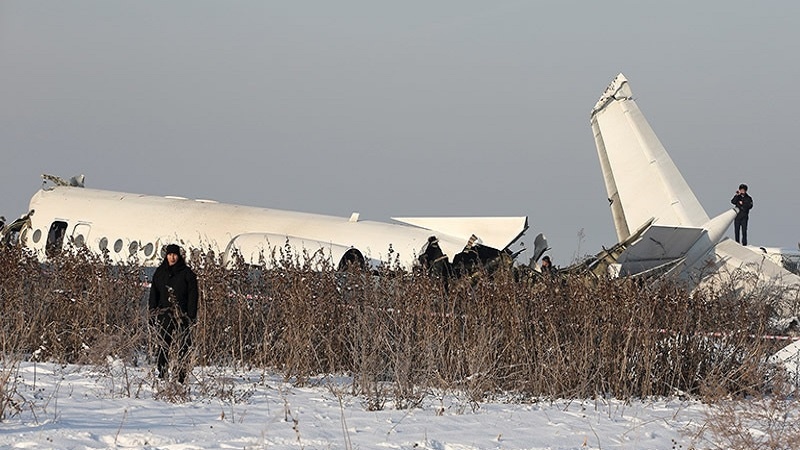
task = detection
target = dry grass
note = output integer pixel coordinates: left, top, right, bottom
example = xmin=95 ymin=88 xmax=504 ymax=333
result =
xmin=0 ymin=244 xmax=796 ymax=417
xmin=693 ymin=374 xmax=800 ymax=450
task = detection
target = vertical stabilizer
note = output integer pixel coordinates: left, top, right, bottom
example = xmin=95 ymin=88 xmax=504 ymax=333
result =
xmin=588 ymin=74 xmax=800 ymax=328
xmin=590 ymin=74 xmax=709 ymax=241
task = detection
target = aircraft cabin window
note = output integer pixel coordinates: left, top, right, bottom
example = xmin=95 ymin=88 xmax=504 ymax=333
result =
xmin=114 ymin=239 xmax=123 ymax=253
xmin=46 ymin=221 xmax=68 ymax=257
xmin=143 ymin=243 xmax=154 ymax=257
xmin=99 ymin=237 xmax=108 ymax=251
xmin=129 ymin=241 xmax=139 ymax=256
xmin=72 ymin=224 xmax=91 ymax=249
xmin=32 ymin=229 xmax=42 ymax=243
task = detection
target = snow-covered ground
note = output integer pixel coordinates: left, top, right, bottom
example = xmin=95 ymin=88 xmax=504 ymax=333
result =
xmin=0 ymin=361 xmax=726 ymax=449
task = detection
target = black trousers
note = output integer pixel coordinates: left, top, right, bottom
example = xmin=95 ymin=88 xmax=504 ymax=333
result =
xmin=155 ymin=312 xmax=192 ymax=383
xmin=734 ymin=215 xmax=749 ymax=246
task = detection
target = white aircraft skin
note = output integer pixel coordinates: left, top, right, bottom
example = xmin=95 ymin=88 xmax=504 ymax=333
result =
xmin=591 ymin=73 xmax=800 ymax=378
xmin=7 ymin=178 xmax=528 ymax=270
xmin=590 ymin=73 xmax=800 ymax=294
xmin=751 ymin=245 xmax=800 ymax=274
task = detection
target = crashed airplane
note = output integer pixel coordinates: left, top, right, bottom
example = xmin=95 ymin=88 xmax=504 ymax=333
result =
xmin=0 ymin=174 xmax=529 ymax=272
xmin=587 ymin=73 xmax=800 ymax=309
xmin=587 ymin=73 xmax=800 ymax=379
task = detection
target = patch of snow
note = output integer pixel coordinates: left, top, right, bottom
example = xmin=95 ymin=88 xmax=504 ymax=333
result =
xmin=0 ymin=362 xmax=715 ymax=449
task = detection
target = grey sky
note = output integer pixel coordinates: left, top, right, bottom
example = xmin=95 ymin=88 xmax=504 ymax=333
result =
xmin=2 ymin=1 xmax=798 ymax=265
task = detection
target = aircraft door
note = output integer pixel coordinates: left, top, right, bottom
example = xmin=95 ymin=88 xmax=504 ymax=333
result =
xmin=46 ymin=221 xmax=68 ymax=257
xmin=72 ymin=223 xmax=91 ymax=248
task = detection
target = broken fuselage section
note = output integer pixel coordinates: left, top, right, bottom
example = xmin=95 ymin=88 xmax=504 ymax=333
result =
xmin=3 ymin=175 xmax=529 ymax=274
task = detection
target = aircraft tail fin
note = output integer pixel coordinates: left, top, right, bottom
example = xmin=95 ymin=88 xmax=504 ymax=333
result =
xmin=590 ymin=74 xmax=709 ymax=242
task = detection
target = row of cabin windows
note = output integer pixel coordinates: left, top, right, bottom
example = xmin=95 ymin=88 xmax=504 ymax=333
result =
xmin=39 ymin=221 xmax=158 ymax=258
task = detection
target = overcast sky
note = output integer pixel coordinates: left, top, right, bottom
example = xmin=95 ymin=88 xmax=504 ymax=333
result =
xmin=2 ymin=1 xmax=798 ymax=265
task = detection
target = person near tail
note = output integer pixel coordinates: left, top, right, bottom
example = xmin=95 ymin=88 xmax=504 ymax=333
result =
xmin=731 ymin=183 xmax=753 ymax=246
xmin=148 ymin=244 xmax=198 ymax=383
xmin=540 ymin=255 xmax=557 ymax=276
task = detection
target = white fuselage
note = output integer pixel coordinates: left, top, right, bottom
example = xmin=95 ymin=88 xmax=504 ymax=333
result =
xmin=20 ymin=185 xmax=527 ymax=269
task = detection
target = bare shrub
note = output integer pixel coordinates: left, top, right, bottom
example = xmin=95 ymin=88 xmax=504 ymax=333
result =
xmin=693 ymin=378 xmax=800 ymax=450
xmin=0 ymin=359 xmax=24 ymax=421
xmin=0 ymin=245 xmax=148 ymax=366
xmin=0 ymin=244 xmax=792 ymax=409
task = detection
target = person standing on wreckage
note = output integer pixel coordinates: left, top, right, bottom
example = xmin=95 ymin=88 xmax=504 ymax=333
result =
xmin=731 ymin=183 xmax=754 ymax=246
xmin=149 ymin=244 xmax=199 ymax=383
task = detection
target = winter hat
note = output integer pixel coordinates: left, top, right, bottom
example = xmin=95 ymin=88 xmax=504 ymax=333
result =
xmin=165 ymin=244 xmax=181 ymax=255
xmin=739 ymin=183 xmax=748 ymax=191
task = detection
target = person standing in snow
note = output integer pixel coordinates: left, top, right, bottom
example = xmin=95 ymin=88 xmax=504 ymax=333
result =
xmin=149 ymin=244 xmax=198 ymax=383
xmin=731 ymin=183 xmax=754 ymax=246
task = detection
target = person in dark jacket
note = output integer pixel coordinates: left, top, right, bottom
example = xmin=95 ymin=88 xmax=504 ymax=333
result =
xmin=731 ymin=183 xmax=754 ymax=246
xmin=419 ymin=236 xmax=449 ymax=275
xmin=148 ymin=244 xmax=198 ymax=383
xmin=540 ymin=255 xmax=556 ymax=276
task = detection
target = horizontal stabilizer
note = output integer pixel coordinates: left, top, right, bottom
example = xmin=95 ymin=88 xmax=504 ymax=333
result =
xmin=391 ymin=216 xmax=528 ymax=251
xmin=617 ymin=225 xmax=705 ymax=275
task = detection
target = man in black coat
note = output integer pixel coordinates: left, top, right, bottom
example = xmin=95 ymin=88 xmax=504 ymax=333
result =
xmin=149 ymin=244 xmax=199 ymax=383
xmin=540 ymin=255 xmax=556 ymax=276
xmin=731 ymin=183 xmax=754 ymax=246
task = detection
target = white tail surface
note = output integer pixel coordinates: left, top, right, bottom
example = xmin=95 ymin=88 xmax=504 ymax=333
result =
xmin=590 ymin=73 xmax=709 ymax=242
